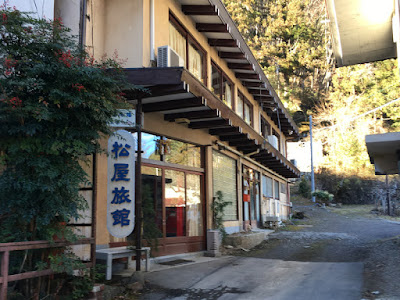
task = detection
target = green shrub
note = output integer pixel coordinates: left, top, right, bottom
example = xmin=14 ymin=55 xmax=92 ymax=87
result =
xmin=298 ymin=175 xmax=311 ymax=198
xmin=315 ymin=169 xmax=383 ymax=204
xmin=312 ymin=190 xmax=333 ymax=204
xmin=211 ymin=191 xmax=231 ymax=240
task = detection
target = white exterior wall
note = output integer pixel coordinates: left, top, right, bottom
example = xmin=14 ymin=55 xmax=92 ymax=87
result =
xmin=7 ymin=0 xmax=54 ymax=19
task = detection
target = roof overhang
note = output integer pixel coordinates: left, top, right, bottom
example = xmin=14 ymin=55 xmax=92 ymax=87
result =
xmin=176 ymin=0 xmax=299 ymax=138
xmin=124 ymin=67 xmax=300 ymax=178
xmin=365 ymin=132 xmax=400 ymax=175
xmin=326 ymin=0 xmax=397 ymax=67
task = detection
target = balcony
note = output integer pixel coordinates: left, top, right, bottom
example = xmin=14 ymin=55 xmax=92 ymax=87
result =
xmin=123 ymin=67 xmax=300 ymax=178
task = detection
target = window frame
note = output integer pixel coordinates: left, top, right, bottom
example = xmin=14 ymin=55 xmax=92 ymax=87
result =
xmin=212 ymin=150 xmax=238 ymax=221
xmin=169 ymin=13 xmax=207 ymax=84
xmin=274 ymin=180 xmax=280 ymax=200
xmin=272 ymin=129 xmax=281 ymax=151
xmin=211 ymin=61 xmax=235 ymax=110
xmin=261 ymin=116 xmax=271 ymax=138
xmin=238 ymin=91 xmax=253 ymax=126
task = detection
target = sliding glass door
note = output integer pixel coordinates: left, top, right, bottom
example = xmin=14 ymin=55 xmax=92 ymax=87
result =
xmin=142 ymin=164 xmax=204 ymax=255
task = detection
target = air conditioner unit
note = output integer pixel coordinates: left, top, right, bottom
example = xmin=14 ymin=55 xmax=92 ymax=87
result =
xmin=157 ymin=46 xmax=184 ymax=68
xmin=290 ymin=159 xmax=297 ymax=167
xmin=267 ymin=135 xmax=279 ymax=149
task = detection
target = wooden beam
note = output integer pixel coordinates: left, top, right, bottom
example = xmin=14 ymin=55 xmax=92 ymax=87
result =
xmin=189 ymin=119 xmax=230 ymax=129
xmin=144 ymin=83 xmax=188 ymax=98
xmin=208 ymin=39 xmax=237 ymax=47
xmin=228 ymin=63 xmax=253 ymax=70
xmin=142 ymin=97 xmax=205 ymax=113
xmin=182 ymin=5 xmax=217 ymax=16
xmin=235 ymin=73 xmax=260 ymax=80
xmin=237 ymin=144 xmax=259 ymax=151
xmin=253 ymin=95 xmax=274 ymax=102
xmin=196 ymin=23 xmax=228 ymax=32
xmin=219 ymin=133 xmax=250 ymax=142
xmin=243 ymin=82 xmax=266 ymax=88
xmin=209 ymin=126 xmax=242 ymax=136
xmin=219 ymin=52 xmax=246 ymax=59
xmin=249 ymin=90 xmax=271 ymax=97
xmin=164 ymin=109 xmax=220 ymax=122
xmin=229 ymin=139 xmax=257 ymax=147
xmin=241 ymin=147 xmax=261 ymax=154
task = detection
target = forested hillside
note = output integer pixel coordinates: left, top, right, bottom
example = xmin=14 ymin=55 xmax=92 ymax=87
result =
xmin=223 ymin=0 xmax=400 ymax=176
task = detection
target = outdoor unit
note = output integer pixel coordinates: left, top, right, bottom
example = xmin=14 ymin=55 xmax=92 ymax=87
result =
xmin=267 ymin=135 xmax=279 ymax=149
xmin=157 ymin=46 xmax=184 ymax=68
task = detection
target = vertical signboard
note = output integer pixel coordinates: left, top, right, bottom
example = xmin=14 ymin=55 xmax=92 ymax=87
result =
xmin=107 ymin=130 xmax=135 ymax=238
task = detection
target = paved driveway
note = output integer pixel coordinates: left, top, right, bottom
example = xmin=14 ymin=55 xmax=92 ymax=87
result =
xmin=142 ymin=256 xmax=363 ymax=300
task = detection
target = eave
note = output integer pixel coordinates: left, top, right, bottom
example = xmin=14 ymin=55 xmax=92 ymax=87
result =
xmin=365 ymin=132 xmax=400 ymax=175
xmin=177 ymin=0 xmax=299 ymax=139
xmin=326 ymin=0 xmax=397 ymax=67
xmin=124 ymin=67 xmax=300 ymax=179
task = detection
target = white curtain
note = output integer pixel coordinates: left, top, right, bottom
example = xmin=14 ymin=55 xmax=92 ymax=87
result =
xmin=224 ymin=82 xmax=232 ymax=108
xmin=189 ymin=43 xmax=202 ymax=81
xmin=237 ymin=96 xmax=244 ymax=118
xmin=169 ymin=23 xmax=186 ymax=62
xmin=187 ymin=174 xmax=203 ymax=236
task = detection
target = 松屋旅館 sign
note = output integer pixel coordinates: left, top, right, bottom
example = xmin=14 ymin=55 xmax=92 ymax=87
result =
xmin=107 ymin=129 xmax=135 ymax=238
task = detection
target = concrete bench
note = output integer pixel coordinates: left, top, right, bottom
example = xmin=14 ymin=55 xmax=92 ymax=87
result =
xmin=96 ymin=246 xmax=150 ymax=280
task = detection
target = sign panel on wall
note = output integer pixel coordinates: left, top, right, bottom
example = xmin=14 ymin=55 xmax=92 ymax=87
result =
xmin=107 ymin=130 xmax=135 ymax=238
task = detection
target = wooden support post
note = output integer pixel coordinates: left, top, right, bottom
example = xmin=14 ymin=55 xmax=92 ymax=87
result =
xmin=1 ymin=250 xmax=10 ymax=300
xmin=135 ymin=99 xmax=143 ymax=271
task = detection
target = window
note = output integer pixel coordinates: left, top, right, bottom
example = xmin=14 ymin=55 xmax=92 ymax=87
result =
xmin=261 ymin=117 xmax=271 ymax=138
xmin=274 ymin=180 xmax=280 ymax=199
xmin=238 ymin=92 xmax=252 ymax=126
xmin=272 ymin=129 xmax=281 ymax=151
xmin=262 ymin=175 xmax=273 ymax=198
xmin=280 ymin=182 xmax=287 ymax=195
xmin=212 ymin=151 xmax=238 ymax=220
xmin=164 ymin=138 xmax=201 ymax=168
xmin=211 ymin=62 xmax=234 ymax=109
xmin=169 ymin=14 xmax=206 ymax=83
xmin=137 ymin=133 xmax=201 ymax=168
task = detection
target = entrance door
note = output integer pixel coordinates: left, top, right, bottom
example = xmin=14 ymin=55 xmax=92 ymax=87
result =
xmin=243 ymin=166 xmax=261 ymax=229
xmin=142 ymin=165 xmax=204 ymax=256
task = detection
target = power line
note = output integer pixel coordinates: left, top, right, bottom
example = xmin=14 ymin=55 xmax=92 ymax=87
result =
xmin=315 ymin=97 xmax=400 ymax=132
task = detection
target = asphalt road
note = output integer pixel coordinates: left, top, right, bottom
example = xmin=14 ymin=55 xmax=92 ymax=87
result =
xmin=142 ymin=255 xmax=363 ymax=300
xmin=139 ymin=204 xmax=400 ymax=300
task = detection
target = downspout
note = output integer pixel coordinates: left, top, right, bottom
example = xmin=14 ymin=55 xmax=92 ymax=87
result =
xmin=79 ymin=0 xmax=87 ymax=50
xmin=150 ymin=0 xmax=155 ymax=63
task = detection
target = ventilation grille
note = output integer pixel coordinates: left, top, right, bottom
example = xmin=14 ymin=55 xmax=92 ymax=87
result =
xmin=157 ymin=46 xmax=169 ymax=67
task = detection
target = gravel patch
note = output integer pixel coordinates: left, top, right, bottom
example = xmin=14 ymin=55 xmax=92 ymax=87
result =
xmin=269 ymin=231 xmax=355 ymax=240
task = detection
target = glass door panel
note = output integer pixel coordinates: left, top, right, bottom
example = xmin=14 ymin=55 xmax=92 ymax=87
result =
xmin=186 ymin=174 xmax=203 ymax=236
xmin=165 ymin=170 xmax=186 ymax=237
xmin=142 ymin=166 xmax=163 ymax=238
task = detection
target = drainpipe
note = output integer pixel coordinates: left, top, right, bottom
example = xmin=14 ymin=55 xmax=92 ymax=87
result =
xmin=150 ymin=0 xmax=155 ymax=63
xmin=79 ymin=0 xmax=87 ymax=50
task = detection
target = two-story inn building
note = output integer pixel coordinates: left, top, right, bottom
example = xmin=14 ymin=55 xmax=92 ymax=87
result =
xmin=30 ymin=0 xmax=301 ymax=257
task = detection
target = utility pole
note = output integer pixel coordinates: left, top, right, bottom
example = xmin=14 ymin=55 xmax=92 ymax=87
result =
xmin=310 ymin=115 xmax=315 ymax=202
xmin=386 ymin=175 xmax=391 ymax=216
xmin=135 ymin=98 xmax=143 ymax=271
